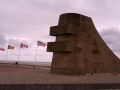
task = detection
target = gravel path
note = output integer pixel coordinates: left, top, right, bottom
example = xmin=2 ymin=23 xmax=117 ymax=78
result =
xmin=0 ymin=65 xmax=120 ymax=84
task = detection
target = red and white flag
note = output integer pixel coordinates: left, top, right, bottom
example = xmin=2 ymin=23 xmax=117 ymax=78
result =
xmin=0 ymin=47 xmax=5 ymax=51
xmin=20 ymin=43 xmax=28 ymax=48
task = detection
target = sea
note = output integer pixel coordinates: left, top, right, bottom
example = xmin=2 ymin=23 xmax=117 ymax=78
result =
xmin=0 ymin=60 xmax=51 ymax=66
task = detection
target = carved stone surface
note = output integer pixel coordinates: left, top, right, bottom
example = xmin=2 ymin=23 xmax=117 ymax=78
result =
xmin=47 ymin=13 xmax=120 ymax=75
xmin=47 ymin=42 xmax=74 ymax=52
xmin=50 ymin=24 xmax=75 ymax=36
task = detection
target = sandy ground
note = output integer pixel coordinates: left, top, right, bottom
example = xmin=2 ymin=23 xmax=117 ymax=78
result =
xmin=0 ymin=64 xmax=120 ymax=84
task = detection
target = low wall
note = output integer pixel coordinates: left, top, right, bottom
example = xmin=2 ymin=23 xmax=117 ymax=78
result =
xmin=0 ymin=84 xmax=120 ymax=90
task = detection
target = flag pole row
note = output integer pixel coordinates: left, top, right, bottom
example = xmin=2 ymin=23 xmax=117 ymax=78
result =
xmin=0 ymin=41 xmax=46 ymax=66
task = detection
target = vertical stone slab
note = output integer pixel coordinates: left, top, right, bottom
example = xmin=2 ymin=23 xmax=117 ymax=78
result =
xmin=47 ymin=13 xmax=120 ymax=75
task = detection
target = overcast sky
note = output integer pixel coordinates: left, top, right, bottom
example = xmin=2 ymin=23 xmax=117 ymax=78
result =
xmin=0 ymin=0 xmax=120 ymax=62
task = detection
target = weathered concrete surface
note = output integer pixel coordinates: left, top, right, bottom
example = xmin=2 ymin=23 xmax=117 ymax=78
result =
xmin=47 ymin=13 xmax=120 ymax=75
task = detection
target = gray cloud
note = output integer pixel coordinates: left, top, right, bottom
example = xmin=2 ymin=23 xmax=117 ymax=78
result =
xmin=0 ymin=0 xmax=120 ymax=38
xmin=0 ymin=31 xmax=7 ymax=46
xmin=7 ymin=38 xmax=33 ymax=48
xmin=100 ymin=27 xmax=120 ymax=52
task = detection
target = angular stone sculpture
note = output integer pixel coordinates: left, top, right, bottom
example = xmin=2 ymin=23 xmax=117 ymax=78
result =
xmin=47 ymin=13 xmax=120 ymax=75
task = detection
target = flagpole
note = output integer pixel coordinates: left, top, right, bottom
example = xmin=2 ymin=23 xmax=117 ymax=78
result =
xmin=5 ymin=48 xmax=8 ymax=65
xmin=34 ymin=45 xmax=38 ymax=68
xmin=17 ymin=47 xmax=21 ymax=66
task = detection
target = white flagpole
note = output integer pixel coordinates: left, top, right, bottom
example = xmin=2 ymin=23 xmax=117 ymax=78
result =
xmin=17 ymin=47 xmax=21 ymax=66
xmin=5 ymin=48 xmax=8 ymax=65
xmin=34 ymin=44 xmax=38 ymax=68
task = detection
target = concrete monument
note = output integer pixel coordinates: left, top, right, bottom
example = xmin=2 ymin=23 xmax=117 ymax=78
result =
xmin=47 ymin=13 xmax=120 ymax=75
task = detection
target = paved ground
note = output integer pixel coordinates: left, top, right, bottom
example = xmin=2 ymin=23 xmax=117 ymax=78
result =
xmin=0 ymin=64 xmax=33 ymax=72
xmin=0 ymin=64 xmax=120 ymax=84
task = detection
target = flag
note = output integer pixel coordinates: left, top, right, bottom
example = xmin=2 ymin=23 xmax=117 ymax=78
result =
xmin=8 ymin=45 xmax=14 ymax=50
xmin=37 ymin=41 xmax=46 ymax=47
xmin=20 ymin=43 xmax=28 ymax=48
xmin=0 ymin=47 xmax=5 ymax=51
